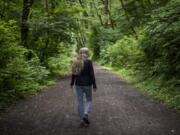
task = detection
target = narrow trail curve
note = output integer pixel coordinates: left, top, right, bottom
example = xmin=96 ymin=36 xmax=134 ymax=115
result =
xmin=0 ymin=66 xmax=180 ymax=135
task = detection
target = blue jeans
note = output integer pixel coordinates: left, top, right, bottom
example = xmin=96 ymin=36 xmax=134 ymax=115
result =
xmin=75 ymin=85 xmax=92 ymax=121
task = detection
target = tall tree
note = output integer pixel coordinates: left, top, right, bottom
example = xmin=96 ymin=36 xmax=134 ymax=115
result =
xmin=78 ymin=0 xmax=89 ymax=17
xmin=92 ymin=0 xmax=104 ymax=26
xmin=41 ymin=0 xmax=50 ymax=62
xmin=102 ymin=0 xmax=109 ymax=14
xmin=21 ymin=0 xmax=34 ymax=48
xmin=119 ymin=0 xmax=138 ymax=38
xmin=102 ymin=0 xmax=115 ymax=29
xmin=147 ymin=0 xmax=152 ymax=6
xmin=78 ymin=0 xmax=89 ymax=28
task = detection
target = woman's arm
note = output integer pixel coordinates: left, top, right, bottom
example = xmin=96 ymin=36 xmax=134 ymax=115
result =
xmin=70 ymin=75 xmax=75 ymax=87
xmin=89 ymin=61 xmax=97 ymax=89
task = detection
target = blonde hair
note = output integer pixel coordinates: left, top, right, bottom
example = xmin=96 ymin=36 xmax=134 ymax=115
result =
xmin=79 ymin=47 xmax=89 ymax=55
xmin=71 ymin=47 xmax=89 ymax=75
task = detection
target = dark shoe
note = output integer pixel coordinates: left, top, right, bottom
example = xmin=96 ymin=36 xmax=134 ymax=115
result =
xmin=79 ymin=121 xmax=88 ymax=128
xmin=80 ymin=121 xmax=85 ymax=128
xmin=83 ymin=114 xmax=90 ymax=125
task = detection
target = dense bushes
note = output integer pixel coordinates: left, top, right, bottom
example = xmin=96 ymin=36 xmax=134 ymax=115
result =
xmin=89 ymin=27 xmax=121 ymax=60
xmin=0 ymin=21 xmax=50 ymax=105
xmin=100 ymin=36 xmax=141 ymax=67
xmin=140 ymin=0 xmax=180 ymax=80
xmin=0 ymin=20 xmax=72 ymax=106
xmin=47 ymin=55 xmax=71 ymax=75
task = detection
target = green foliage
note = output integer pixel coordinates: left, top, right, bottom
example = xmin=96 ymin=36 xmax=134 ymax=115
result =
xmin=47 ymin=55 xmax=71 ymax=75
xmin=88 ymin=27 xmax=101 ymax=59
xmin=29 ymin=3 xmax=78 ymax=63
xmin=89 ymin=26 xmax=121 ymax=60
xmin=96 ymin=0 xmax=180 ymax=109
xmin=0 ymin=0 xmax=82 ymax=107
xmin=139 ymin=0 xmax=180 ymax=80
xmin=100 ymin=36 xmax=141 ymax=67
xmin=0 ymin=0 xmax=22 ymax=21
xmin=0 ymin=21 xmax=50 ymax=106
xmin=0 ymin=20 xmax=21 ymax=70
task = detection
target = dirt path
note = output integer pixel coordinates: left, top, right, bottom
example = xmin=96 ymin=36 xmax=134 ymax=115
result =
xmin=0 ymin=66 xmax=180 ymax=135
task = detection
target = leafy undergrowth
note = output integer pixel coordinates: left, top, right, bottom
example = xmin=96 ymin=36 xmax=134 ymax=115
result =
xmin=99 ymin=64 xmax=180 ymax=110
xmin=0 ymin=77 xmax=56 ymax=110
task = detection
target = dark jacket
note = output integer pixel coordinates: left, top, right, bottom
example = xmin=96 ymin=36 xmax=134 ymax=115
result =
xmin=70 ymin=59 xmax=97 ymax=88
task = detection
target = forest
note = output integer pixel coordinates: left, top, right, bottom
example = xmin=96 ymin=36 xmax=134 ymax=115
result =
xmin=0 ymin=0 xmax=179 ymax=109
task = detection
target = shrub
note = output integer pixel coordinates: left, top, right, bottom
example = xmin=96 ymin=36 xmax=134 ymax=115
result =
xmin=139 ymin=0 xmax=180 ymax=80
xmin=0 ymin=20 xmax=49 ymax=105
xmin=47 ymin=54 xmax=71 ymax=75
xmin=100 ymin=36 xmax=141 ymax=67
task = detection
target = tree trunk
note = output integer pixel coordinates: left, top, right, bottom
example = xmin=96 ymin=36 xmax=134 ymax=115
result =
xmin=92 ymin=0 xmax=104 ymax=26
xmin=41 ymin=0 xmax=50 ymax=63
xmin=101 ymin=0 xmax=115 ymax=29
xmin=108 ymin=0 xmax=115 ymax=29
xmin=78 ymin=0 xmax=89 ymax=17
xmin=108 ymin=9 xmax=115 ymax=29
xmin=44 ymin=0 xmax=49 ymax=13
xmin=78 ymin=0 xmax=89 ymax=28
xmin=119 ymin=0 xmax=138 ymax=39
xmin=102 ymin=0 xmax=109 ymax=14
xmin=21 ymin=0 xmax=34 ymax=48
xmin=147 ymin=0 xmax=152 ymax=5
xmin=138 ymin=0 xmax=146 ymax=12
xmin=90 ymin=2 xmax=95 ymax=17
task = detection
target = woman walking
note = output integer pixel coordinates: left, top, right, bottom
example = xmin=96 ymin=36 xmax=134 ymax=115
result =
xmin=70 ymin=47 xmax=97 ymax=127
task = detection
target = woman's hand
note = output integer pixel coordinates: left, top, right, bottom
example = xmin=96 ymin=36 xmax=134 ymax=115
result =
xmin=93 ymin=87 xmax=97 ymax=92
